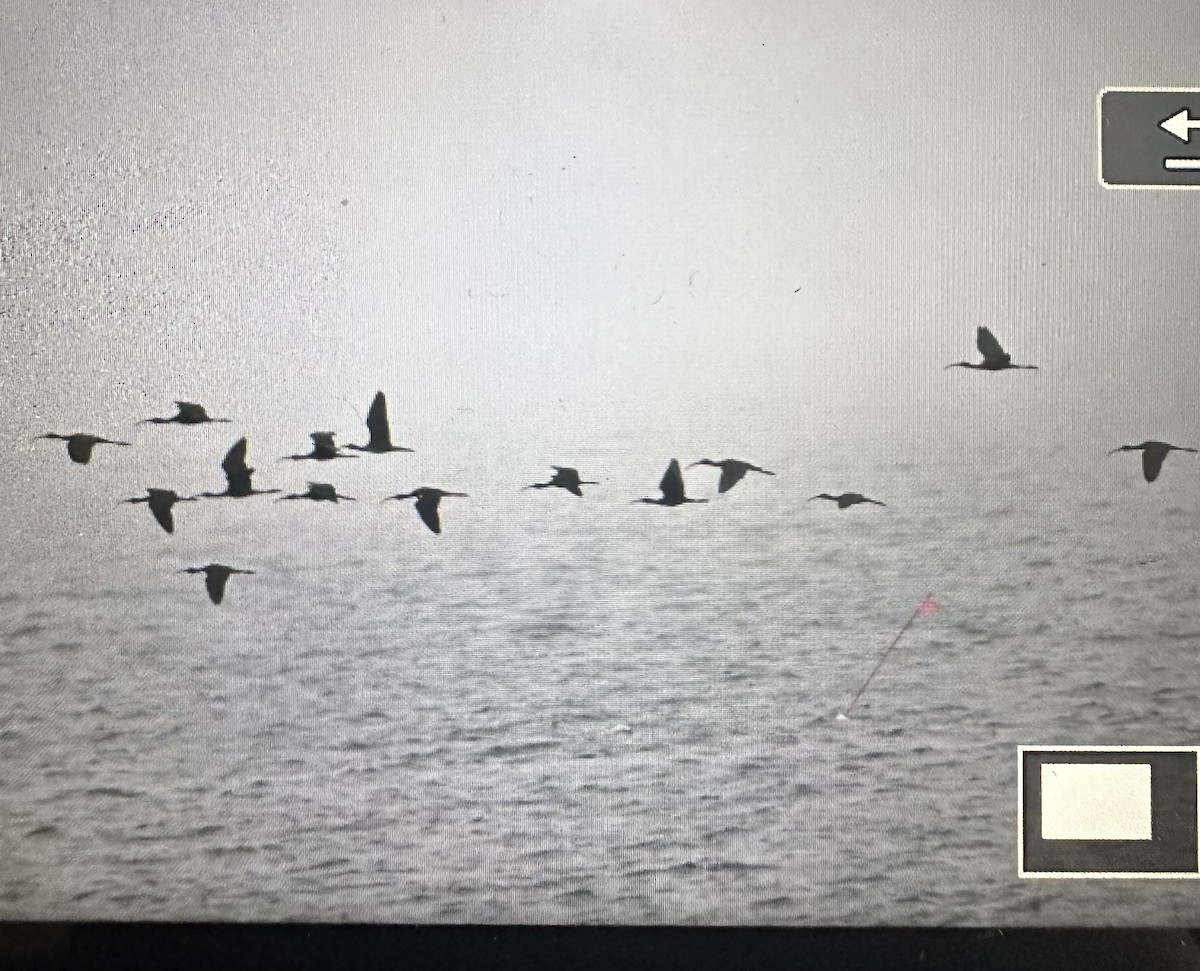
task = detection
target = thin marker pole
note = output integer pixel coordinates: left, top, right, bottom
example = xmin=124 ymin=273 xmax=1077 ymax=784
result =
xmin=841 ymin=594 xmax=938 ymax=718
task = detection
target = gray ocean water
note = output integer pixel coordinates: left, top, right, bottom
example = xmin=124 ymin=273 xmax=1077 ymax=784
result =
xmin=2 ymin=422 xmax=1199 ymax=926
xmin=5 ymin=0 xmax=1200 ymax=928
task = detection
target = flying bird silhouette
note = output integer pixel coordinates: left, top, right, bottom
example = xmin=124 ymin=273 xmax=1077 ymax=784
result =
xmin=688 ymin=458 xmax=775 ymax=494
xmin=181 ymin=564 xmax=254 ymax=605
xmin=122 ymin=488 xmax=197 ymax=534
xmin=36 ymin=433 xmax=131 ymax=465
xmin=140 ymin=401 xmax=231 ymax=424
xmin=634 ymin=459 xmax=707 ymax=506
xmin=344 ymin=392 xmax=414 ymax=454
xmin=810 ymin=492 xmax=886 ymax=509
xmin=1109 ymin=440 xmax=1198 ymax=483
xmin=281 ymin=432 xmax=357 ymax=461
xmin=945 ymin=327 xmax=1038 ymax=371
xmin=196 ymin=438 xmax=281 ymax=498
xmin=276 ymin=482 xmax=356 ymax=503
xmin=523 ymin=466 xmax=598 ymax=497
xmin=383 ymin=487 xmax=468 ymax=534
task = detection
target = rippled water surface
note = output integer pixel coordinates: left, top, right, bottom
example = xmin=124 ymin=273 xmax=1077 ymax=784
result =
xmin=2 ymin=437 xmax=1199 ymax=926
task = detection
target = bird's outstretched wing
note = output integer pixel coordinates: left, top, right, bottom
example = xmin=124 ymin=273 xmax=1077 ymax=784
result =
xmin=67 ymin=437 xmax=95 ymax=464
xmin=659 ymin=459 xmax=686 ymax=504
xmin=205 ymin=571 xmax=227 ymax=604
xmin=222 ymin=438 xmax=250 ymax=478
xmin=365 ymin=392 xmax=392 ymax=448
xmin=149 ymin=499 xmax=175 ymax=534
xmin=552 ymin=467 xmax=583 ymax=495
xmin=310 ymin=432 xmax=339 ymax=459
xmin=976 ymin=327 xmax=1010 ymax=365
xmin=414 ymin=493 xmax=442 ymax=533
xmin=1143 ymin=449 xmax=1165 ymax=483
xmin=176 ymin=401 xmax=208 ymax=422
xmin=717 ymin=463 xmax=748 ymax=494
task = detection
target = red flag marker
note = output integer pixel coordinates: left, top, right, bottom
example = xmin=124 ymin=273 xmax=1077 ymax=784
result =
xmin=839 ymin=593 xmax=940 ymax=720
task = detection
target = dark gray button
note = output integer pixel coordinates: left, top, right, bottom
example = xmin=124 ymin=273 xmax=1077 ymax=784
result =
xmin=1019 ymin=747 xmax=1200 ymax=878
xmin=1099 ymin=87 xmax=1200 ymax=188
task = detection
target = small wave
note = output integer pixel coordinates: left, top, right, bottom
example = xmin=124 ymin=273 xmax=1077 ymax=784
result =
xmin=307 ymin=857 xmax=356 ymax=871
xmin=706 ymin=860 xmax=777 ymax=874
xmin=482 ymin=739 xmax=561 ymax=757
xmin=556 ymin=886 xmax=597 ymax=900
xmin=204 ymin=845 xmax=257 ymax=857
xmin=84 ymin=787 xmax=142 ymax=799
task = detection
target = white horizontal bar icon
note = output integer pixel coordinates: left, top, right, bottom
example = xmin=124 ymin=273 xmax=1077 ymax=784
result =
xmin=1164 ymin=158 xmax=1200 ymax=170
xmin=1041 ymin=763 xmax=1152 ymax=840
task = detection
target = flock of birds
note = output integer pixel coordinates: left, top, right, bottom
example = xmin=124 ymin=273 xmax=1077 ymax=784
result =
xmin=34 ymin=327 xmax=1197 ymax=604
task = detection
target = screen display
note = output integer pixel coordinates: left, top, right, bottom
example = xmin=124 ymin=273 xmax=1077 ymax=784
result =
xmin=3 ymin=0 xmax=1199 ymax=926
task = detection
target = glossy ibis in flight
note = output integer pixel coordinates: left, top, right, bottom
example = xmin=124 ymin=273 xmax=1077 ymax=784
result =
xmin=344 ymin=392 xmax=414 ymax=454
xmin=688 ymin=458 xmax=775 ymax=494
xmin=140 ymin=401 xmax=231 ymax=424
xmin=945 ymin=327 xmax=1038 ymax=371
xmin=383 ymin=487 xmax=468 ymax=534
xmin=196 ymin=438 xmax=281 ymax=498
xmin=181 ymin=564 xmax=255 ymax=605
xmin=810 ymin=492 xmax=886 ymax=509
xmin=1109 ymin=440 xmax=1198 ymax=483
xmin=277 ymin=482 xmax=356 ymax=503
xmin=122 ymin=488 xmax=197 ymax=534
xmin=282 ymin=432 xmax=357 ymax=461
xmin=633 ymin=459 xmax=707 ymax=506
xmin=524 ymin=466 xmax=598 ymax=497
xmin=36 ymin=433 xmax=131 ymax=465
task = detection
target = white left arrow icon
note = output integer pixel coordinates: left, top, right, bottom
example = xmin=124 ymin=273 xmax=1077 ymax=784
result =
xmin=1160 ymin=108 xmax=1200 ymax=141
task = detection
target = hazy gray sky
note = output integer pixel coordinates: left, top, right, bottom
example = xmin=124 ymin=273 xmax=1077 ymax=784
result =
xmin=4 ymin=0 xmax=1200 ymax=495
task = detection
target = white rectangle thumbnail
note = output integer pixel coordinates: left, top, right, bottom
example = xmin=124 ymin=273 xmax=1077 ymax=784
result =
xmin=1041 ymin=763 xmax=1152 ymax=841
